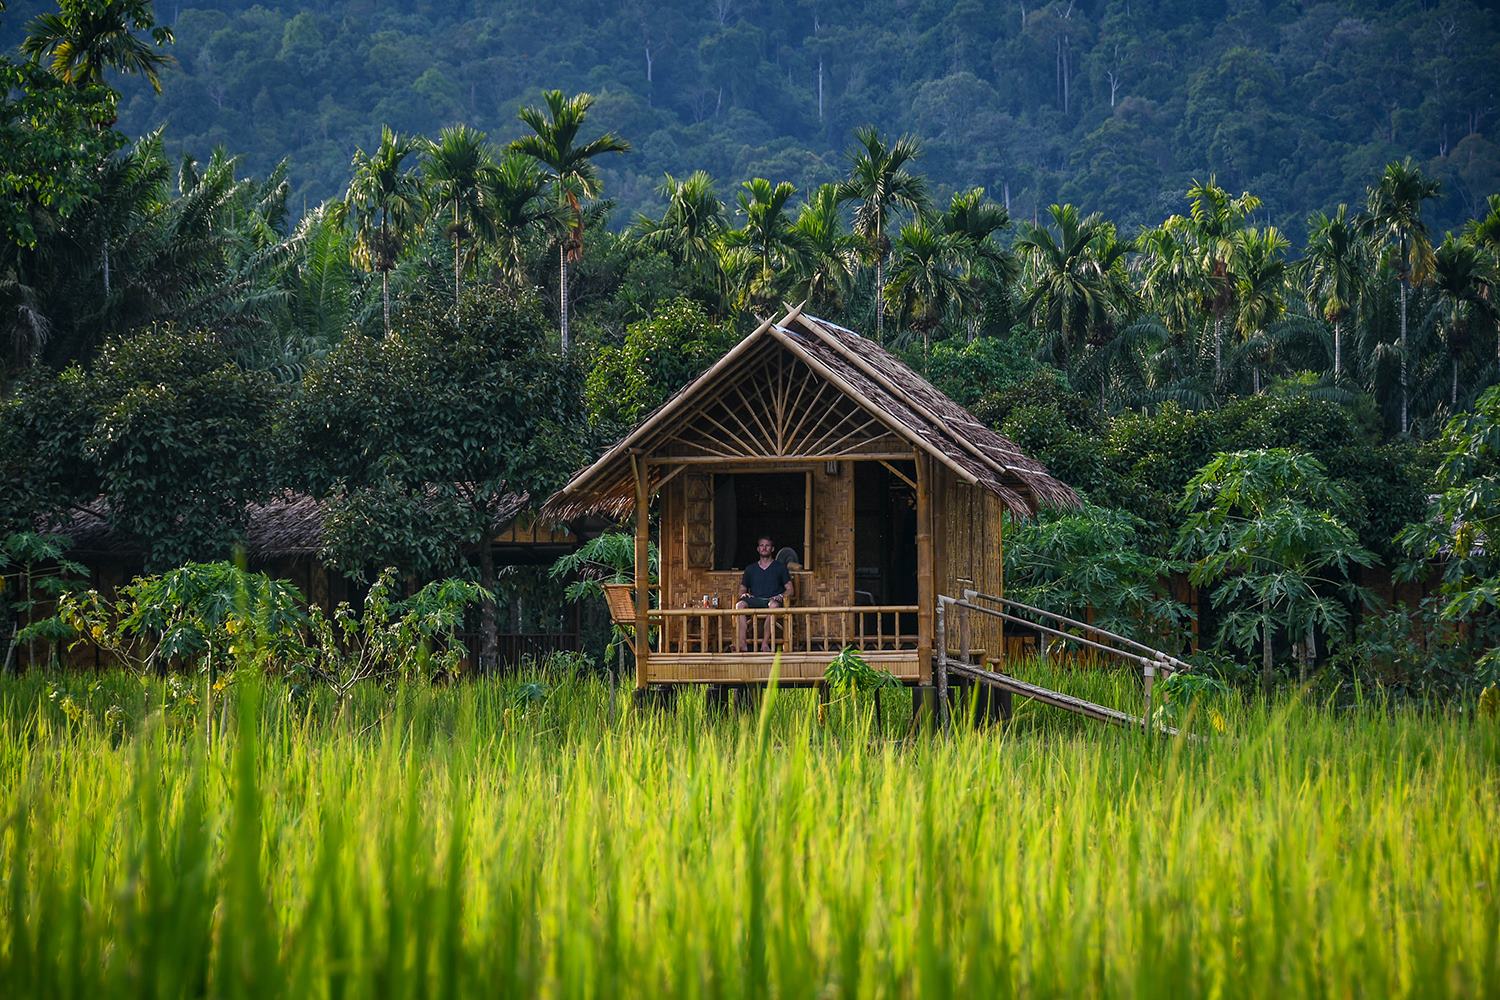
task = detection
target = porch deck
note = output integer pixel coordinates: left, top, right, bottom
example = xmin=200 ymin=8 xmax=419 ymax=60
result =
xmin=644 ymin=604 xmax=922 ymax=684
xmin=647 ymin=650 xmax=921 ymax=684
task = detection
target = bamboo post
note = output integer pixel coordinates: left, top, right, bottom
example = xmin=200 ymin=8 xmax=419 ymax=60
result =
xmin=960 ymin=588 xmax=975 ymax=667
xmin=915 ymin=453 xmax=934 ymax=683
xmin=631 ymin=452 xmax=651 ymax=691
xmin=1142 ymin=659 xmax=1156 ymax=734
xmin=936 ymin=598 xmax=949 ymax=729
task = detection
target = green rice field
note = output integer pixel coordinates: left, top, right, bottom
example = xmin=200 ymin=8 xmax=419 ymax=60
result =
xmin=1 ymin=664 xmax=1497 ymax=998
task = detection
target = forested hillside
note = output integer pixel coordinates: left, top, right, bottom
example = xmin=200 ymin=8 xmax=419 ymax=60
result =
xmin=3 ymin=0 xmax=1499 ymax=693
xmin=3 ymin=0 xmax=1497 ymax=234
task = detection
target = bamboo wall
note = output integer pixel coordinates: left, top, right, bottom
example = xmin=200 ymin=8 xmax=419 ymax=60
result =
xmin=932 ymin=472 xmax=1006 ymax=665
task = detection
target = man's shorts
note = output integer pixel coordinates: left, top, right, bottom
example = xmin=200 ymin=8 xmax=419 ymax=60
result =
xmin=740 ymin=595 xmax=782 ymax=609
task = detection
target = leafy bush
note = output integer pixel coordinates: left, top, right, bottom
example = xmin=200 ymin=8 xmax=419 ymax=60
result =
xmin=823 ymin=645 xmax=901 ymax=736
xmin=1324 ymin=597 xmax=1500 ymax=702
xmin=1152 ymin=669 xmax=1232 ymax=731
xmin=585 ymin=297 xmax=740 ymax=432
xmin=1397 ymin=385 xmax=1500 ymax=680
xmin=55 ymin=562 xmax=488 ymax=712
xmin=301 ymin=568 xmax=489 ymax=700
xmin=2 ymin=532 xmax=86 ymax=670
xmin=1003 ymin=503 xmax=1194 ymax=652
xmin=58 ymin=561 xmax=308 ymax=675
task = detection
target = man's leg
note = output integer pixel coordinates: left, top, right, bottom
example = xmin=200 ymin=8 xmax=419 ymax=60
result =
xmin=761 ymin=597 xmax=783 ymax=652
xmin=735 ymin=600 xmax=749 ymax=652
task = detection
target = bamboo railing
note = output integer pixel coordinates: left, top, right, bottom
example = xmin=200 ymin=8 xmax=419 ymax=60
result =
xmin=649 ymin=605 xmax=919 ymax=656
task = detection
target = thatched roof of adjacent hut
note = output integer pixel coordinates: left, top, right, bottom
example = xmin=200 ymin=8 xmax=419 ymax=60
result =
xmin=42 ymin=490 xmax=531 ymax=559
xmin=542 ymin=305 xmax=1081 ymax=520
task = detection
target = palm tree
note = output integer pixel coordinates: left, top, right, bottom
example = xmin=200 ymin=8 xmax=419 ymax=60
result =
xmin=510 ymin=90 xmax=630 ymax=354
xmin=1135 ymin=217 xmax=1208 ymax=348
xmin=1182 ymin=177 xmax=1261 ymax=384
xmin=836 ymin=126 xmax=928 ymax=344
xmin=1365 ymin=157 xmax=1441 ymax=434
xmin=482 ymin=151 xmax=557 ymax=292
xmin=1426 ymin=236 xmax=1496 ymax=409
xmin=22 ymin=0 xmax=174 ymax=93
xmin=1232 ymin=227 xmax=1291 ymax=394
xmin=632 ymin=171 xmax=727 ymax=301
xmin=1015 ymin=204 xmax=1132 ymax=370
xmin=788 ymin=183 xmax=858 ymax=314
xmin=720 ymin=178 xmax=808 ymax=312
xmin=1298 ymin=206 xmax=1367 ymax=380
xmin=884 ymin=218 xmax=972 ymax=359
xmin=1463 ymin=194 xmax=1500 ymax=365
xmin=346 ymin=127 xmax=423 ymax=334
xmin=424 ymin=124 xmax=498 ymax=305
xmin=939 ymin=188 xmax=1015 ymax=341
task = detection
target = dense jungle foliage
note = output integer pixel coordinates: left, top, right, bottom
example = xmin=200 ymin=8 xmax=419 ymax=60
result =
xmin=1 ymin=0 xmax=1497 ymax=695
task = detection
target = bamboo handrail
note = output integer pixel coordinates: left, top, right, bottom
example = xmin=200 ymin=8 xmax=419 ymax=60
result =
xmin=651 ymin=605 xmax=918 ymax=616
xmin=649 ymin=605 xmax=919 ymax=656
xmin=960 ymin=589 xmax=1192 ymax=673
xmin=937 ymin=593 xmax=1181 ymax=734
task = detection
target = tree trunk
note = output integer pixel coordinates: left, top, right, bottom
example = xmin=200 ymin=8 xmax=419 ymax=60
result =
xmin=1452 ymin=356 xmax=1459 ymax=408
xmin=874 ymin=251 xmax=885 ymax=345
xmin=454 ymin=205 xmax=463 ymax=305
xmin=1261 ymin=620 xmax=1274 ymax=696
xmin=1303 ymin=623 xmax=1317 ymax=681
xmin=1400 ymin=277 xmax=1409 ymax=433
xmin=478 ymin=539 xmax=498 ymax=674
xmin=559 ymin=244 xmax=571 ymax=354
xmin=382 ymin=270 xmax=391 ymax=334
xmin=1213 ymin=315 xmax=1223 ymax=384
xmin=1333 ymin=316 xmax=1342 ymax=378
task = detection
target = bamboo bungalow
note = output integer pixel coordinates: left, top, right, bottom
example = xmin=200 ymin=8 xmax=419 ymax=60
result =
xmin=542 ymin=305 xmax=1080 ymax=690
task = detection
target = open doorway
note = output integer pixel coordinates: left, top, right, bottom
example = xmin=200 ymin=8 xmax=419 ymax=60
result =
xmin=854 ymin=461 xmax=918 ymax=606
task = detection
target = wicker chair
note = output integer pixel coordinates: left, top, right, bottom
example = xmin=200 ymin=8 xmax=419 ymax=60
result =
xmin=601 ymin=582 xmax=640 ymax=656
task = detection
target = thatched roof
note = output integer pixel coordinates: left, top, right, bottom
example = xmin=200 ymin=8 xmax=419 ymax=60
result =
xmin=43 ymin=490 xmax=532 ymax=559
xmin=543 ymin=306 xmax=1081 ymax=519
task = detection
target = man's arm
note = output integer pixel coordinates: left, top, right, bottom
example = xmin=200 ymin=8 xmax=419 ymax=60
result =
xmin=740 ymin=566 xmax=752 ymax=599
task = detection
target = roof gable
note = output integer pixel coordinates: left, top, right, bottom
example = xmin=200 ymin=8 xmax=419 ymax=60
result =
xmin=542 ymin=305 xmax=1080 ymax=519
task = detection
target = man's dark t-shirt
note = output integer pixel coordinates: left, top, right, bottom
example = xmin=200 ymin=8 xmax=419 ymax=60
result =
xmin=742 ymin=559 xmax=791 ymax=601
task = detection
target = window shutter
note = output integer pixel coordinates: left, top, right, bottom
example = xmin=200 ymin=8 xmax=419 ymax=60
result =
xmin=684 ymin=472 xmax=713 ymax=569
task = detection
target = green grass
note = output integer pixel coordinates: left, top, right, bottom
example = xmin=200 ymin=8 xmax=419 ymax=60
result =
xmin=1 ymin=662 xmax=1497 ymax=997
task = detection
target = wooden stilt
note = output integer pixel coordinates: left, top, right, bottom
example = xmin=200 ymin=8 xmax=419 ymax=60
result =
xmin=631 ymin=452 xmax=651 ymax=691
xmin=936 ymin=598 xmax=949 ymax=729
xmin=915 ymin=453 xmax=934 ymax=684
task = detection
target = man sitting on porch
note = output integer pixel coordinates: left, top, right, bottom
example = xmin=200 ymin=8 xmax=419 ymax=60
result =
xmin=736 ymin=535 xmax=793 ymax=652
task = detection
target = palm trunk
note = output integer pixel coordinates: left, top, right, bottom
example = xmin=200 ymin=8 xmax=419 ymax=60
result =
xmin=1399 ymin=277 xmax=1409 ymax=434
xmin=1333 ymin=316 xmax=1342 ymax=378
xmin=454 ymin=205 xmax=463 ymax=305
xmin=559 ymin=244 xmax=571 ymax=354
xmin=1213 ymin=315 xmax=1223 ymax=384
xmin=874 ymin=253 xmax=885 ymax=345
xmin=479 ymin=539 xmax=498 ymax=673
xmin=1452 ymin=356 xmax=1458 ymax=408
xmin=382 ymin=270 xmax=391 ymax=334
xmin=1253 ymin=366 xmax=1261 ymax=394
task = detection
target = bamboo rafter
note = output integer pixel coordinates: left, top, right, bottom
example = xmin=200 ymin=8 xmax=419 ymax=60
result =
xmin=653 ymin=342 xmax=900 ymax=460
